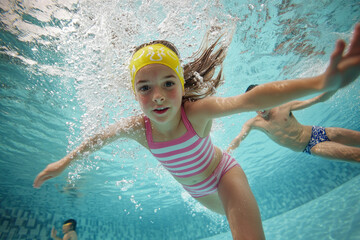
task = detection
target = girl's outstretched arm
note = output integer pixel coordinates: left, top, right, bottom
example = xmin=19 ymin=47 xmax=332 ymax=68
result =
xmin=190 ymin=23 xmax=360 ymax=119
xmin=33 ymin=115 xmax=144 ymax=188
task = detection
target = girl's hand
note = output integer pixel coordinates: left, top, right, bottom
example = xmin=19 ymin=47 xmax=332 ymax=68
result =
xmin=33 ymin=159 xmax=67 ymax=188
xmin=324 ymin=23 xmax=360 ymax=91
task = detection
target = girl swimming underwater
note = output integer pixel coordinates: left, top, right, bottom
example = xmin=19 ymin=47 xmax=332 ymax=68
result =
xmin=34 ymin=24 xmax=360 ymax=239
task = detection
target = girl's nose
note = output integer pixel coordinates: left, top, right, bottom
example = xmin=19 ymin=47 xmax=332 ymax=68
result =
xmin=153 ymin=89 xmax=165 ymax=104
xmin=154 ymin=96 xmax=165 ymax=104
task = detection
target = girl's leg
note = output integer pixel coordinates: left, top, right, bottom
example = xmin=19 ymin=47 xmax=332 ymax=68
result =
xmin=311 ymin=141 xmax=360 ymax=162
xmin=217 ymin=166 xmax=265 ymax=240
xmin=194 ymin=193 xmax=225 ymax=215
xmin=325 ymin=127 xmax=360 ymax=146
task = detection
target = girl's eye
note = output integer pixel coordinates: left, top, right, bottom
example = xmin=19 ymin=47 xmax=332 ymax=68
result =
xmin=138 ymin=85 xmax=150 ymax=92
xmin=165 ymin=81 xmax=175 ymax=87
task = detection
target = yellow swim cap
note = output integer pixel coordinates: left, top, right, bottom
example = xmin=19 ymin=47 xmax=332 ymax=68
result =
xmin=129 ymin=44 xmax=184 ymax=92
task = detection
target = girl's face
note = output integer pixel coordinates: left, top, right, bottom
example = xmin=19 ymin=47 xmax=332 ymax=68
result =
xmin=134 ymin=64 xmax=184 ymax=124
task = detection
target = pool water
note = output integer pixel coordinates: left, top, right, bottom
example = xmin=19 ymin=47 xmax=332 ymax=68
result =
xmin=1 ymin=0 xmax=359 ymax=239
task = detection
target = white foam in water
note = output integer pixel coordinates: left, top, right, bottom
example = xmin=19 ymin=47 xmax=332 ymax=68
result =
xmin=53 ymin=0 xmax=236 ymax=142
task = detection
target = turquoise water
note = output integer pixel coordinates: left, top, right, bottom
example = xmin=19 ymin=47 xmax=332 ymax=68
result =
xmin=1 ymin=0 xmax=360 ymax=239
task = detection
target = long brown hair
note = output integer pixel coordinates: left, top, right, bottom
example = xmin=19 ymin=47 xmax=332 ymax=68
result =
xmin=132 ymin=34 xmax=229 ymax=102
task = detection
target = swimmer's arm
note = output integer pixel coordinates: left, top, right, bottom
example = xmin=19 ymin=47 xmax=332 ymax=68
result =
xmin=33 ymin=116 xmax=143 ymax=188
xmin=191 ymin=75 xmax=326 ymax=118
xmin=226 ymin=118 xmax=256 ymax=153
xmin=190 ymin=24 xmax=360 ymax=119
xmin=288 ymin=91 xmax=337 ymax=111
xmin=63 ymin=116 xmax=143 ymax=161
xmin=51 ymin=227 xmax=62 ymax=240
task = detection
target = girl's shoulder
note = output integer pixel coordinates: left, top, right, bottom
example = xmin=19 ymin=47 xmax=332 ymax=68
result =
xmin=114 ymin=114 xmax=148 ymax=148
xmin=183 ymin=100 xmax=200 ymax=118
xmin=115 ymin=114 xmax=145 ymax=129
xmin=127 ymin=114 xmax=147 ymax=132
xmin=183 ymin=96 xmax=219 ymax=119
xmin=110 ymin=114 xmax=145 ymax=138
xmin=183 ymin=101 xmax=213 ymax=138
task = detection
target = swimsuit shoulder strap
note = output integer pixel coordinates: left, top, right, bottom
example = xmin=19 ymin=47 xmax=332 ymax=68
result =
xmin=181 ymin=105 xmax=197 ymax=135
xmin=144 ymin=106 xmax=198 ymax=144
xmin=143 ymin=115 xmax=154 ymax=143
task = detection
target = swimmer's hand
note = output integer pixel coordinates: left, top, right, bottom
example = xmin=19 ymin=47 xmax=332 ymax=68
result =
xmin=226 ymin=143 xmax=238 ymax=154
xmin=33 ymin=159 xmax=67 ymax=188
xmin=51 ymin=227 xmax=57 ymax=238
xmin=324 ymin=23 xmax=360 ymax=91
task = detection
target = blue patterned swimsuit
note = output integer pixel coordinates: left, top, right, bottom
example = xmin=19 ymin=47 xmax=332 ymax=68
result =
xmin=303 ymin=126 xmax=331 ymax=155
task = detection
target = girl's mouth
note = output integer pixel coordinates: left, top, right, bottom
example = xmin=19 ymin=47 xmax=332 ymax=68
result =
xmin=153 ymin=107 xmax=169 ymax=114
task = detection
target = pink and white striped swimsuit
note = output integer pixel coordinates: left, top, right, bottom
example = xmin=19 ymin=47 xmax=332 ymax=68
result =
xmin=144 ymin=106 xmax=215 ymax=178
xmin=144 ymin=106 xmax=239 ymax=198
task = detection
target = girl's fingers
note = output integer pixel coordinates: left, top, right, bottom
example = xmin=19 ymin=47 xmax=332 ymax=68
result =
xmin=329 ymin=40 xmax=345 ymax=71
xmin=346 ymin=23 xmax=360 ymax=56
